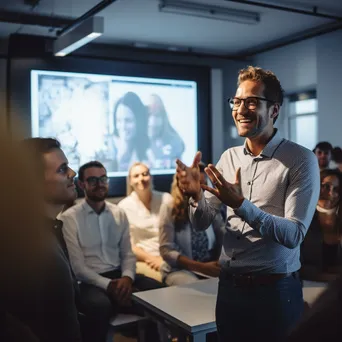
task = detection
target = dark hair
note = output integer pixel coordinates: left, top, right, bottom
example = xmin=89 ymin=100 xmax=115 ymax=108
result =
xmin=21 ymin=137 xmax=61 ymax=154
xmin=112 ymin=92 xmax=149 ymax=161
xmin=238 ymin=66 xmax=284 ymax=124
xmin=320 ymin=169 xmax=342 ymax=198
xmin=332 ymin=147 xmax=342 ymax=163
xmin=313 ymin=141 xmax=333 ymax=153
xmin=20 ymin=138 xmax=61 ymax=179
xmin=78 ymin=161 xmax=106 ymax=181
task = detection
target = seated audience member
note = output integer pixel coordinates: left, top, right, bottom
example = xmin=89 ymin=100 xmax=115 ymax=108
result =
xmin=1 ymin=130 xmax=45 ymax=342
xmin=301 ymin=169 xmax=342 ymax=281
xmin=313 ymin=141 xmax=333 ymax=171
xmin=118 ymin=162 xmax=172 ymax=282
xmin=61 ymin=161 xmax=164 ymax=342
xmin=159 ymin=164 xmax=225 ymax=285
xmin=332 ymin=146 xmax=342 ymax=172
xmin=17 ymin=138 xmax=81 ymax=342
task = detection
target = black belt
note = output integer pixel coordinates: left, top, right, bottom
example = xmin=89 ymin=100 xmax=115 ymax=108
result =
xmin=221 ymin=272 xmax=297 ymax=287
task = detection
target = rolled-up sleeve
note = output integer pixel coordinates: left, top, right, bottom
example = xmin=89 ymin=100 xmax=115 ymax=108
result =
xmin=235 ymin=152 xmax=320 ymax=249
xmin=118 ymin=211 xmax=136 ymax=281
xmin=159 ymin=201 xmax=183 ymax=267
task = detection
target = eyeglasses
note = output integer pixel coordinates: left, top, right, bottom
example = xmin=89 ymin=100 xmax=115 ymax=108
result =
xmin=228 ymin=97 xmax=275 ymax=111
xmin=85 ymin=176 xmax=109 ymax=186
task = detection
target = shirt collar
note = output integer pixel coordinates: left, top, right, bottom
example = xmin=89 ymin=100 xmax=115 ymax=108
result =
xmin=243 ymin=129 xmax=284 ymax=158
xmin=81 ymin=199 xmax=109 ymax=214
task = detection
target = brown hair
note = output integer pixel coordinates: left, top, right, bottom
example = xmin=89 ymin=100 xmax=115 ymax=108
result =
xmin=170 ymin=173 xmax=189 ymax=229
xmin=238 ymin=66 xmax=284 ymax=123
xmin=126 ymin=162 xmax=151 ymax=196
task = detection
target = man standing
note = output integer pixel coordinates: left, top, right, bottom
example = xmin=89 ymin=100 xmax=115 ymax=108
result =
xmin=177 ymin=66 xmax=320 ymax=342
xmin=22 ymin=138 xmax=81 ymax=342
xmin=61 ymin=161 xmax=164 ymax=342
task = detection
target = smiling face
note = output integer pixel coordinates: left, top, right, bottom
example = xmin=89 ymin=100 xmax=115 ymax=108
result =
xmin=320 ymin=174 xmax=340 ymax=208
xmin=43 ymin=148 xmax=77 ymax=205
xmin=233 ymin=80 xmax=278 ymax=139
xmin=315 ymin=148 xmax=331 ymax=169
xmin=129 ymin=164 xmax=151 ymax=193
xmin=116 ymin=104 xmax=137 ymax=141
xmin=80 ymin=167 xmax=109 ymax=202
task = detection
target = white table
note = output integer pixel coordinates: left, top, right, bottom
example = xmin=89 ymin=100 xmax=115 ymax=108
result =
xmin=133 ymin=278 xmax=218 ymax=342
xmin=133 ymin=277 xmax=329 ymax=342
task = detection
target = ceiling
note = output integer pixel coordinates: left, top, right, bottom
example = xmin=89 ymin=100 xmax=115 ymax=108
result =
xmin=0 ymin=0 xmax=342 ymax=57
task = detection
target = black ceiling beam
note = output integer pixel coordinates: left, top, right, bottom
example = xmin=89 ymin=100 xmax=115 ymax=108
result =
xmin=225 ymin=0 xmax=342 ymax=21
xmin=57 ymin=0 xmax=117 ymax=36
xmin=0 ymin=9 xmax=74 ymax=28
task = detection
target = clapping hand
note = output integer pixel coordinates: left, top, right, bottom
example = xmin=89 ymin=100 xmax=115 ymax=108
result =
xmin=202 ymin=164 xmax=244 ymax=209
xmin=176 ymin=151 xmax=202 ymax=201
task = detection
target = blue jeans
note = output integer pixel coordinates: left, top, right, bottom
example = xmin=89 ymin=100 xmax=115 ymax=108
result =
xmin=216 ymin=272 xmax=303 ymax=342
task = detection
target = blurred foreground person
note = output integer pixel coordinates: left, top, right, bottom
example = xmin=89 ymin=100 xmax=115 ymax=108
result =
xmin=1 ymin=134 xmax=82 ymax=342
xmin=0 ymin=123 xmax=47 ymax=340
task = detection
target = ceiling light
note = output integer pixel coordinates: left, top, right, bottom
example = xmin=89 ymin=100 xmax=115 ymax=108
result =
xmin=53 ymin=16 xmax=104 ymax=57
xmin=159 ymin=0 xmax=260 ymax=24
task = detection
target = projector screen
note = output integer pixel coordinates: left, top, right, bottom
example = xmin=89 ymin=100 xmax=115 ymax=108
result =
xmin=31 ymin=70 xmax=198 ymax=177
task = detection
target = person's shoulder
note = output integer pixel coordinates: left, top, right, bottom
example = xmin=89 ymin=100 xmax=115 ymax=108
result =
xmin=60 ymin=201 xmax=84 ymax=219
xmin=117 ymin=194 xmax=134 ymax=209
xmin=221 ymin=145 xmax=245 ymax=158
xmin=153 ymin=190 xmax=172 ymax=203
xmin=280 ymin=139 xmax=317 ymax=163
xmin=106 ymin=201 xmax=128 ymax=219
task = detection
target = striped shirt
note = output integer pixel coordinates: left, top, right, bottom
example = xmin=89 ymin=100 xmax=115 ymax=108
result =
xmin=190 ymin=130 xmax=320 ymax=274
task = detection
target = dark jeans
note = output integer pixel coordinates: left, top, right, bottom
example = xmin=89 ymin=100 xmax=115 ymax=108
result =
xmin=79 ymin=269 xmax=165 ymax=342
xmin=216 ymin=272 xmax=303 ymax=342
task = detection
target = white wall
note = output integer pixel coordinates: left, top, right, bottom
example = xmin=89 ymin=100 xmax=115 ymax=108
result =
xmin=254 ymin=38 xmax=317 ymax=140
xmin=316 ymin=30 xmax=342 ymax=147
xmin=254 ymin=38 xmax=317 ymax=94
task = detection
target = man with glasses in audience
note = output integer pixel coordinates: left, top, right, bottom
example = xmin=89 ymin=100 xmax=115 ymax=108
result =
xmin=176 ymin=66 xmax=320 ymax=342
xmin=61 ymin=161 xmax=164 ymax=342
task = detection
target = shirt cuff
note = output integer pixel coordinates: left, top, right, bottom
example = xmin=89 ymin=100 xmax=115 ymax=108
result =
xmin=122 ymin=270 xmax=135 ymax=282
xmin=234 ymin=199 xmax=264 ymax=230
xmin=167 ymin=250 xmax=181 ymax=267
xmin=96 ymin=276 xmax=112 ymax=290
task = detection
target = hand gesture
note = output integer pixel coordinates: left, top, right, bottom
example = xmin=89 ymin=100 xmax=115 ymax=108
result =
xmin=176 ymin=151 xmax=202 ymax=200
xmin=146 ymin=256 xmax=163 ymax=271
xmin=202 ymin=165 xmax=244 ymax=209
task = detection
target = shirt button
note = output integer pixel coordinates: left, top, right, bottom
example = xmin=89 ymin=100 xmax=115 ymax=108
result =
xmin=236 ymin=236 xmax=240 ymax=240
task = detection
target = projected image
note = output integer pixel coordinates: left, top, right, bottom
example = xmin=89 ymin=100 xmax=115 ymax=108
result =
xmin=31 ymin=70 xmax=197 ymax=176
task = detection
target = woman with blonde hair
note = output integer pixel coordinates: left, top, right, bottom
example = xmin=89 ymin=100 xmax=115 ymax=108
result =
xmin=118 ymin=162 xmax=172 ymax=282
xmin=159 ymin=164 xmax=225 ymax=286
